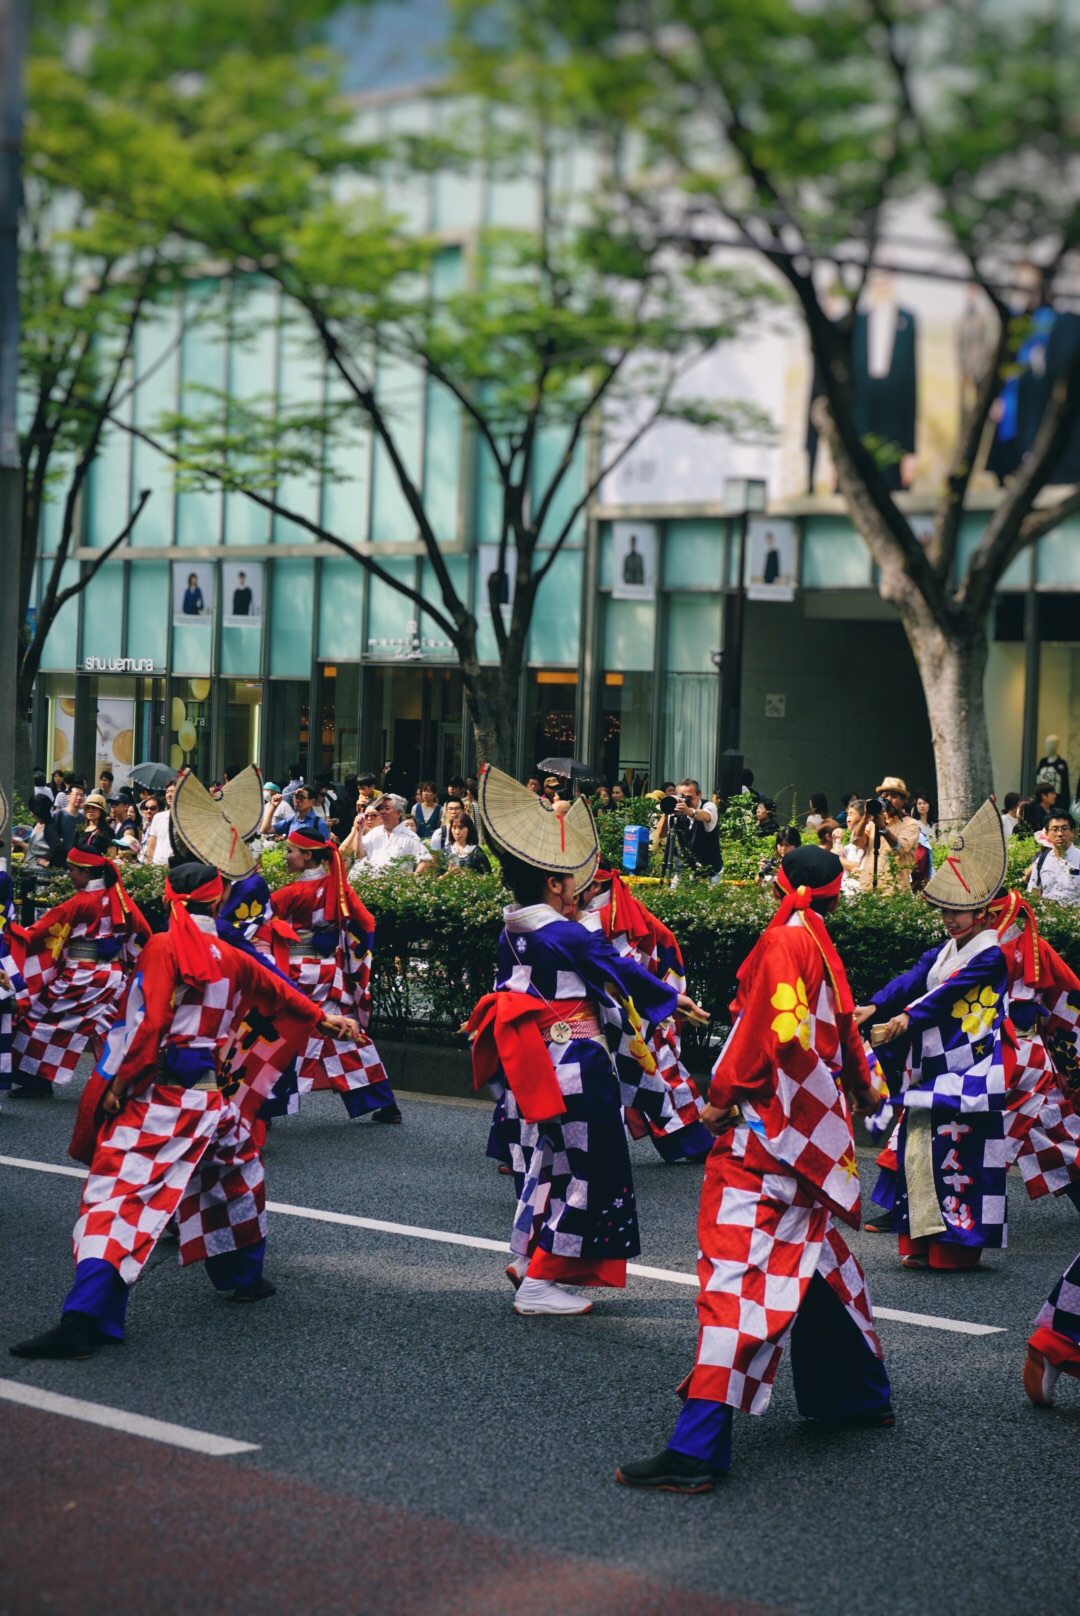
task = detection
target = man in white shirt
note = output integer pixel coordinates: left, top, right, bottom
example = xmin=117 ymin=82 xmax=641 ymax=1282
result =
xmin=351 ymin=794 xmax=431 ymax=875
xmin=1027 ymin=811 xmax=1080 ymax=906
xmin=144 ymin=782 xmax=176 ymax=866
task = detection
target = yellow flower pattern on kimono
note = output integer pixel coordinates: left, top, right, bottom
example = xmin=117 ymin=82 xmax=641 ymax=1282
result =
xmin=770 ymin=978 xmax=812 ymax=1050
xmin=46 ymin=920 xmax=72 ymax=961
xmin=233 ymin=899 xmax=264 ymax=923
xmin=952 ymin=985 xmax=998 ymax=1038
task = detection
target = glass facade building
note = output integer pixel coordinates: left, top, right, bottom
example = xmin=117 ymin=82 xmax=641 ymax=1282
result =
xmin=30 ymin=88 xmax=1080 ymax=809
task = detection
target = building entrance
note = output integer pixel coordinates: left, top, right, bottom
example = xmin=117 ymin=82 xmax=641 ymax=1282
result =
xmin=363 ymin=665 xmax=464 ymax=793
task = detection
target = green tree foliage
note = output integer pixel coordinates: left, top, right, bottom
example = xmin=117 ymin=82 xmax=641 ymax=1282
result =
xmin=452 ymin=1 xmax=1080 ymax=818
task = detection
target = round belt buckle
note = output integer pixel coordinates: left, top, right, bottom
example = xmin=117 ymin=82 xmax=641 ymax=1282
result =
xmin=549 ymin=1020 xmax=573 ymax=1045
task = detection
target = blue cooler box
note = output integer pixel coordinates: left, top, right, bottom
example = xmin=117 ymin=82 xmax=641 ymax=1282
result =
xmin=622 ymin=823 xmax=650 ymax=874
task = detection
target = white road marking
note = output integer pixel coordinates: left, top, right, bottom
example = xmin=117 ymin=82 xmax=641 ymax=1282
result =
xmin=0 ymin=1154 xmax=1006 ymax=1335
xmin=0 ymin=1378 xmax=259 ymax=1456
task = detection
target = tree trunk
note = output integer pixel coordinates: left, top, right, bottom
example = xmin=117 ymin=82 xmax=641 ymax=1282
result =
xmin=465 ymin=666 xmax=519 ymax=771
xmin=15 ymin=666 xmax=35 ymax=801
xmin=897 ymin=600 xmax=993 ymax=829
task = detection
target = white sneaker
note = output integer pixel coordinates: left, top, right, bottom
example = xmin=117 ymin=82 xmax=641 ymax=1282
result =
xmin=505 ymin=1256 xmax=529 ymax=1290
xmin=513 ymin=1277 xmax=593 ymax=1316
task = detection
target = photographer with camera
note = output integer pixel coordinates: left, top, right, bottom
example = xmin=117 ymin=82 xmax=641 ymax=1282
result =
xmin=660 ymin=777 xmax=723 ymax=884
xmin=852 ymin=776 xmax=920 ymax=894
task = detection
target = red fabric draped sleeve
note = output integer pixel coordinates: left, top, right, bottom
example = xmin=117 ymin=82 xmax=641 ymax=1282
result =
xmin=464 ymin=993 xmax=567 ymax=1124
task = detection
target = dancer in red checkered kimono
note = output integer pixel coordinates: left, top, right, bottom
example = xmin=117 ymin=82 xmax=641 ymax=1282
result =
xmin=8 ymin=846 xmax=150 ymax=1098
xmin=991 ymin=891 xmax=1080 ymax=1209
xmin=10 ymin=862 xmax=360 ymax=1363
xmin=582 ymin=869 xmax=712 ymax=1164
xmin=1024 ymin=1251 xmax=1080 ymax=1406
xmin=466 ymin=768 xmax=709 ymax=1318
xmin=264 ymin=826 xmax=400 ymax=1124
xmin=617 ymin=845 xmax=892 ymax=1494
xmin=857 ymin=802 xmax=1013 ymax=1271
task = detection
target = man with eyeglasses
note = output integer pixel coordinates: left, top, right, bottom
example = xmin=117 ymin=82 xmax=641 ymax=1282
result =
xmin=1027 ymin=812 xmax=1080 ymax=906
xmin=669 ymin=779 xmax=723 ymax=884
xmin=354 ymin=794 xmax=431 ymax=874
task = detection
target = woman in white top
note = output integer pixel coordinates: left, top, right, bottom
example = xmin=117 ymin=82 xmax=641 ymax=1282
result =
xmin=912 ymin=791 xmax=937 ymax=848
xmin=833 ymin=797 xmax=867 ymax=895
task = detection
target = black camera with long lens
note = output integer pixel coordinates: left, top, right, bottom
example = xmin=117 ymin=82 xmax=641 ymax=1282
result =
xmin=657 ymin=794 xmax=680 ymax=816
xmin=864 ymin=796 xmax=885 ymax=818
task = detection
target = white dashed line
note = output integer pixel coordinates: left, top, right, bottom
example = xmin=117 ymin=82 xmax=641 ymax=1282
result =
xmin=0 ymin=1154 xmax=1006 ymax=1335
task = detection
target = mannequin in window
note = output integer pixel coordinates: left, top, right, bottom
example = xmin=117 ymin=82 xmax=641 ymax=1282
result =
xmin=762 ymin=532 xmax=780 ymax=585
xmin=232 ymin=571 xmax=253 ymax=616
xmin=1036 ymin=736 xmax=1070 ymax=807
xmin=622 ymin=533 xmax=645 ymax=587
xmin=851 ymin=269 xmax=918 ymax=492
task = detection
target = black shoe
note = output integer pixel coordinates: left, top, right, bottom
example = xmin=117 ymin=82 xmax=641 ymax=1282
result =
xmin=863 ymin=1211 xmax=894 ymax=1234
xmin=615 ymin=1448 xmax=725 ymax=1494
xmin=10 ymin=1312 xmax=100 ymax=1361
xmin=815 ymin=1403 xmax=896 ymax=1430
xmin=230 ymin=1278 xmax=277 ymax=1304
xmin=371 ymin=1104 xmax=403 ymax=1124
xmin=9 ymin=1080 xmax=54 ymax=1099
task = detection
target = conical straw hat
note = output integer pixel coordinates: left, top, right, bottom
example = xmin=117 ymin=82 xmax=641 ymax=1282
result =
xmin=923 ymin=798 xmax=1007 ymax=911
xmin=171 ymin=770 xmax=256 ymax=879
xmin=478 ymin=765 xmax=599 ymax=889
xmin=220 ymin=765 xmax=264 ymax=840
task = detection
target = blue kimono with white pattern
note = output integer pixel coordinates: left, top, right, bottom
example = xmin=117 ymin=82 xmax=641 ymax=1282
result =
xmin=493 ymin=905 xmax=679 ymax=1265
xmin=0 ymin=872 xmax=29 ymax=1087
xmin=868 ymin=931 xmax=1010 ymax=1250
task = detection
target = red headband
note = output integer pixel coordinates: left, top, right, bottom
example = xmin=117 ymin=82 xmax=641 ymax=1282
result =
xmin=68 ymin=846 xmax=142 ymax=928
xmin=288 ymin=828 xmax=367 ymax=930
xmin=163 ymin=872 xmax=225 ymax=984
xmin=991 ymin=890 xmax=1042 ymax=986
xmin=736 ymin=864 xmax=853 ymax=1019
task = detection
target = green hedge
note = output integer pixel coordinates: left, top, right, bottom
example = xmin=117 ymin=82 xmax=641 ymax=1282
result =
xmin=16 ymin=845 xmax=1080 ymax=1056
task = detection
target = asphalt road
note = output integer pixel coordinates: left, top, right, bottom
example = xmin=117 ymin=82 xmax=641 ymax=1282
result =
xmin=2 ymin=1065 xmax=1079 ymax=1616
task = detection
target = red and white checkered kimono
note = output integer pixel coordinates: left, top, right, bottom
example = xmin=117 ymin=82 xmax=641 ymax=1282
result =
xmin=10 ymin=881 xmax=148 ymax=1084
xmin=271 ymin=871 xmax=389 ymax=1102
xmin=995 ymin=901 xmax=1080 ymax=1200
xmin=687 ymin=913 xmax=887 ymax=1415
xmin=74 ymin=924 xmax=321 ymax=1283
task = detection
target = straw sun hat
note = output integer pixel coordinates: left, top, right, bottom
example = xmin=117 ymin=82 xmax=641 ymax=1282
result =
xmin=923 ymin=798 xmax=1007 ymax=912
xmin=170 ymin=764 xmax=264 ymax=879
xmin=477 ymin=764 xmax=599 ymax=890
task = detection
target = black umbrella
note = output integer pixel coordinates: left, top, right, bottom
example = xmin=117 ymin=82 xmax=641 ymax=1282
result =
xmin=128 ymin=761 xmax=178 ymax=790
xmin=536 ymin=757 xmax=596 ymax=783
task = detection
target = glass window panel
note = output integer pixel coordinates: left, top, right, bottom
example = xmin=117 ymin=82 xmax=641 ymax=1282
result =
xmin=599 ymin=524 xmax=614 ymax=589
xmin=432 ymin=102 xmax=484 ymax=232
xmin=370 ymin=351 xmax=424 ymax=542
xmin=801 ymin=517 xmax=871 ymax=588
xmin=474 ymin=438 xmax=503 ymax=546
xmin=264 ymin=680 xmax=310 ymax=783
xmin=420 ymin=555 xmax=467 ymax=658
xmin=224 ymin=277 xmax=278 ymax=545
xmin=37 ymin=561 xmax=79 ymax=670
xmin=322 ymin=366 xmax=371 ymax=547
xmin=532 ymin=427 xmax=586 ymax=549
xmin=1036 ymin=641 xmax=1080 ymax=807
xmin=176 ymin=279 xmax=227 ymax=546
xmin=169 ymin=676 xmax=214 ymax=776
xmin=42 ymin=672 xmax=77 ymax=773
xmin=661 ymin=674 xmax=717 ymax=795
xmin=171 ymin=621 xmax=213 ymax=677
xmin=1036 ymin=520 xmax=1080 ymax=587
xmin=663 ymin=520 xmax=726 ymax=589
xmin=599 ymin=672 xmax=652 ymax=788
xmin=220 ymin=618 xmax=261 ymax=678
xmin=318 ymin=557 xmax=366 ymax=660
xmin=269 ymin=558 xmax=314 ymax=677
xmin=92 ymin=674 xmax=137 ymax=791
xmin=665 ymin=594 xmax=722 ymax=672
xmin=366 ymin=558 xmax=417 ymax=655
xmin=955 ymin=513 xmax=1030 ymax=589
xmin=81 ymin=566 xmax=124 ymax=663
xmin=383 ymin=100 xmax=433 ymax=231
xmin=130 ymin=300 xmax=180 ymax=547
xmin=86 ymin=414 xmax=130 ymax=549
xmin=528 ymin=550 xmax=582 ymax=664
xmin=316 ymin=664 xmax=360 ymax=777
xmin=603 ymin=597 xmax=655 ymax=672
xmin=223 ymin=679 xmax=262 ymax=771
xmin=125 ymin=562 xmax=169 ymax=668
xmin=487 ymin=109 xmax=539 ymax=227
xmin=424 ymin=377 xmax=462 ymax=547
xmin=273 ymin=311 xmax=324 ymax=543
xmin=527 ymin=670 xmax=577 ymax=762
